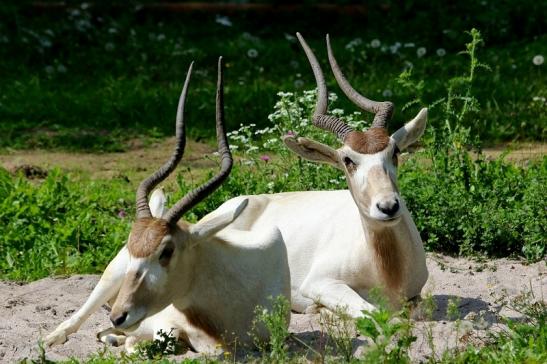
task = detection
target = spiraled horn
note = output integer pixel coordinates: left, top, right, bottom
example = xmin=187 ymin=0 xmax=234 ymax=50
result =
xmin=326 ymin=34 xmax=394 ymax=129
xmin=296 ymin=32 xmax=354 ymax=141
xmin=164 ymin=57 xmax=233 ymax=225
xmin=135 ymin=62 xmax=193 ymax=219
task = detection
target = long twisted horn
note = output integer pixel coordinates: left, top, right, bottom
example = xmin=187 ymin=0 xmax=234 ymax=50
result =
xmin=296 ymin=32 xmax=354 ymax=141
xmin=326 ymin=34 xmax=394 ymax=128
xmin=135 ymin=62 xmax=194 ymax=219
xmin=164 ymin=57 xmax=232 ymax=225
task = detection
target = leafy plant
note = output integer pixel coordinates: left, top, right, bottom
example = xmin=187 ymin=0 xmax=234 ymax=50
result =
xmin=356 ymin=293 xmax=416 ymax=363
xmin=252 ymin=295 xmax=291 ymax=363
xmin=134 ymin=329 xmax=181 ymax=360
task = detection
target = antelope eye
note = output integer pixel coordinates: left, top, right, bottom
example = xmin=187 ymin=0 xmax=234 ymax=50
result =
xmin=159 ymin=245 xmax=174 ymax=267
xmin=343 ymin=156 xmax=355 ymax=167
xmin=392 ymin=146 xmax=400 ymax=166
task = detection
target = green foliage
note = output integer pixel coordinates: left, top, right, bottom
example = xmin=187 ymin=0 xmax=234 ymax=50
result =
xmin=252 ymin=295 xmax=291 ymax=363
xmin=398 ymin=29 xmax=546 ymax=260
xmin=0 ymin=29 xmax=543 ymax=284
xmin=0 ymin=168 xmax=132 ymax=281
xmin=438 ymin=290 xmax=547 ymax=363
xmin=0 ymin=6 xmax=545 ymax=151
xmin=134 ymin=329 xmax=181 ymax=360
xmin=356 ymin=294 xmax=416 ymax=363
xmin=319 ymin=308 xmax=355 ymax=362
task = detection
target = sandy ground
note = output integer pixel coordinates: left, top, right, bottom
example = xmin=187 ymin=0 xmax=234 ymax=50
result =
xmin=1 ymin=140 xmax=545 ymax=180
xmin=0 ymin=254 xmax=544 ymax=363
xmin=0 ymin=138 xmax=217 ymax=184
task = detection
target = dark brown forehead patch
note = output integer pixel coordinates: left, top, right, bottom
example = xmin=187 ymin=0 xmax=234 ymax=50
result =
xmin=344 ymin=128 xmax=390 ymax=154
xmin=128 ymin=218 xmax=171 ymax=258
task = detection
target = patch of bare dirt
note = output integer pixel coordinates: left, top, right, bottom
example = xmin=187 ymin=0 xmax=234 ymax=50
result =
xmin=0 ymin=254 xmax=544 ymax=363
xmin=0 ymin=138 xmax=217 ymax=183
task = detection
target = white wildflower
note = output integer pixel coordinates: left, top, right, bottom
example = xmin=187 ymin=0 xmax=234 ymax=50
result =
xmin=417 ymin=47 xmax=427 ymax=58
xmin=404 ymin=42 xmax=415 ymax=48
xmin=157 ymin=34 xmax=166 ymax=41
xmin=382 ymin=89 xmax=393 ymax=97
xmin=532 ymin=55 xmax=544 ymax=66
xmin=436 ymin=48 xmax=446 ymax=57
xmin=247 ymin=49 xmax=258 ymax=58
xmin=215 ymin=15 xmax=232 ymax=27
xmin=370 ymin=39 xmax=381 ymax=48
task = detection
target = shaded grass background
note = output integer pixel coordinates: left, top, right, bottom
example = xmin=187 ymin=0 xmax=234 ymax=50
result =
xmin=0 ymin=0 xmax=545 ymax=151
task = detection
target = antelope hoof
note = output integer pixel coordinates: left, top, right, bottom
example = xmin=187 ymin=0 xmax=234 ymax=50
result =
xmin=98 ymin=328 xmax=127 ymax=347
xmin=44 ymin=329 xmax=68 ymax=347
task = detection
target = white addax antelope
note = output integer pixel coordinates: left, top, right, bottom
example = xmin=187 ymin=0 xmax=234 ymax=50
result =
xmin=211 ymin=34 xmax=429 ymax=317
xmin=44 ymin=58 xmax=290 ymax=353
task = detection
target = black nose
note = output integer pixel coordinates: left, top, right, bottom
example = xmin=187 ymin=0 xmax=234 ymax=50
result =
xmin=110 ymin=311 xmax=128 ymax=327
xmin=377 ymin=199 xmax=400 ymax=217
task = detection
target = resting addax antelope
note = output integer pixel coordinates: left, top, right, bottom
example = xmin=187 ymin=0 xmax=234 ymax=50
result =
xmin=213 ymin=34 xmax=429 ymax=318
xmin=44 ymin=58 xmax=290 ymax=353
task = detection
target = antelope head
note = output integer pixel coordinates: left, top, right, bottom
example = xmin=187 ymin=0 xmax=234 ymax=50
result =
xmin=285 ymin=34 xmax=428 ymax=225
xmin=110 ymin=58 xmax=246 ymax=329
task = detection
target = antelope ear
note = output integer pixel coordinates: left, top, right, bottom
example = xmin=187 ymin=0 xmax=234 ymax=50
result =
xmin=283 ymin=136 xmax=343 ymax=170
xmin=149 ymin=188 xmax=167 ymax=218
xmin=190 ymin=198 xmax=248 ymax=240
xmin=391 ymin=108 xmax=428 ymax=150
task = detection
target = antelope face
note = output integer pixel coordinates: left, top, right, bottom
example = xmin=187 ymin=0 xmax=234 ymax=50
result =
xmin=340 ymin=129 xmax=401 ymax=222
xmin=109 ymin=218 xmax=182 ymax=329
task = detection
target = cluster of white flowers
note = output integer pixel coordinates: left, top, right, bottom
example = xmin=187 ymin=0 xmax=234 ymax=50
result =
xmin=340 ymin=37 xmax=443 ymax=59
xmin=345 ymin=38 xmax=363 ymax=51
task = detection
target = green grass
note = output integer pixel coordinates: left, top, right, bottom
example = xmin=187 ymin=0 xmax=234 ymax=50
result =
xmin=1 ymin=29 xmax=544 ymax=280
xmin=0 ymin=3 xmax=545 ymax=151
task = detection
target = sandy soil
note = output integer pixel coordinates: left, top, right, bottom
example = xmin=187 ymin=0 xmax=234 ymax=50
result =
xmin=0 ymin=138 xmax=217 ymax=183
xmin=1 ymin=141 xmax=545 ymax=181
xmin=0 ymin=254 xmax=544 ymax=363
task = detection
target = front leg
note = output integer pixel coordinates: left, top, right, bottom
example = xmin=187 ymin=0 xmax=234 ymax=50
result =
xmin=44 ymin=246 xmax=130 ymax=346
xmin=300 ymin=279 xmax=376 ymax=318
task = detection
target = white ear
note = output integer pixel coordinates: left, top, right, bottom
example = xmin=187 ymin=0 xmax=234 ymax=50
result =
xmin=391 ymin=108 xmax=428 ymax=150
xmin=190 ymin=198 xmax=249 ymax=240
xmin=149 ymin=188 xmax=167 ymax=218
xmin=283 ymin=136 xmax=343 ymax=170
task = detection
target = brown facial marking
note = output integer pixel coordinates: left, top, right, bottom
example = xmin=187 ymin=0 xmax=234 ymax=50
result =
xmin=128 ymin=218 xmax=171 ymax=258
xmin=344 ymin=128 xmax=390 ymax=154
xmin=183 ymin=306 xmax=221 ymax=342
xmin=370 ymin=229 xmax=403 ymax=292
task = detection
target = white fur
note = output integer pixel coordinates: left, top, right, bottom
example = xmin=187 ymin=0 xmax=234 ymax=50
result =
xmin=45 ymin=193 xmax=290 ymax=353
xmin=217 ymin=108 xmax=430 ymax=317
